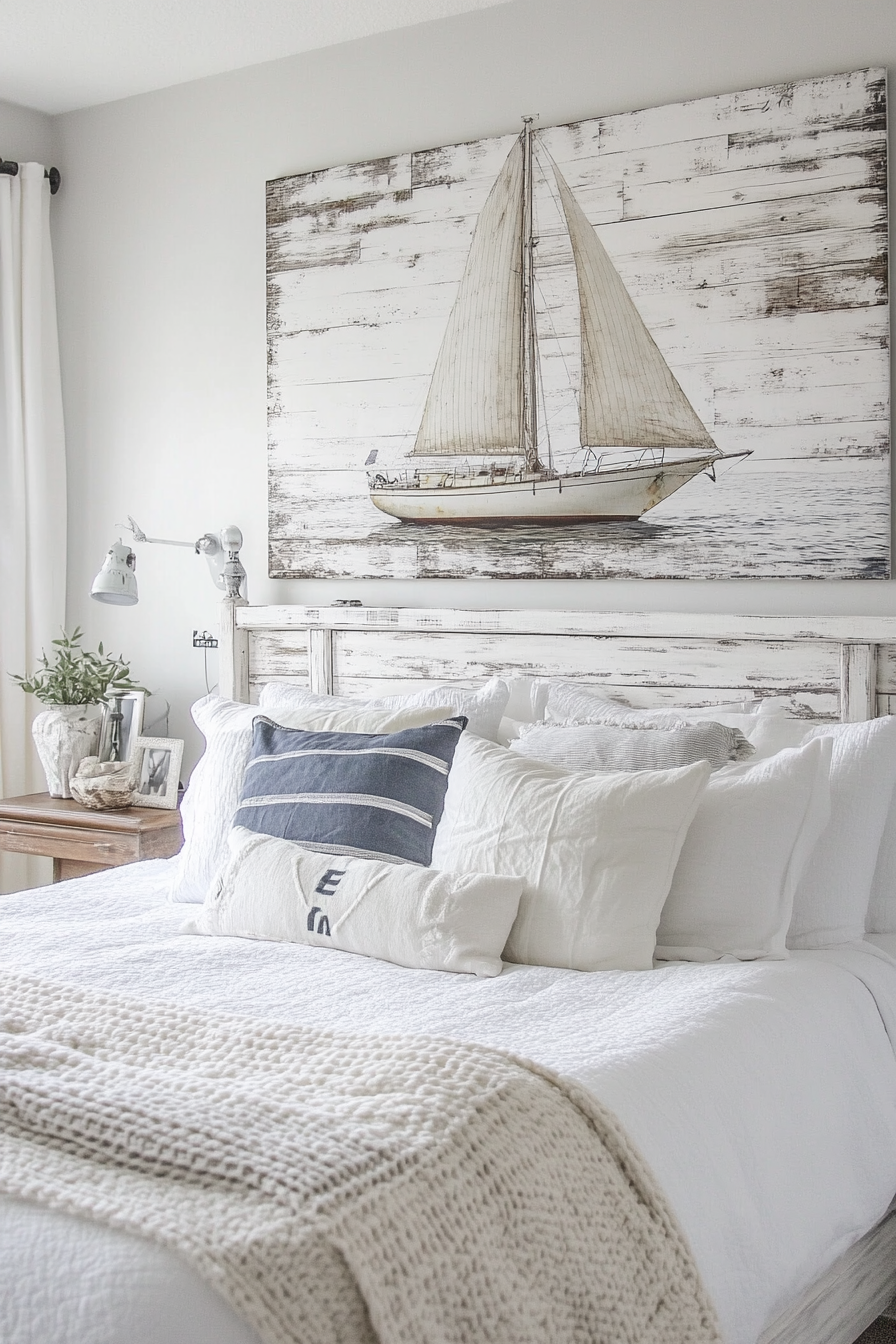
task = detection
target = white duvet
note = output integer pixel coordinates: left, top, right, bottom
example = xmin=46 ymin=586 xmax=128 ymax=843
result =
xmin=2 ymin=860 xmax=896 ymax=1344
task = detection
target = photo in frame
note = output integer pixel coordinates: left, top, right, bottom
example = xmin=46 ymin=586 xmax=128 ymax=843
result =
xmin=98 ymin=691 xmax=145 ymax=764
xmin=267 ymin=68 xmax=889 ymax=581
xmin=132 ymin=736 xmax=183 ymax=811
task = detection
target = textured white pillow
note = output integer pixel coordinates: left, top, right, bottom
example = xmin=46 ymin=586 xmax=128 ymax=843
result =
xmin=431 ymin=735 xmax=710 ymax=972
xmin=749 ymin=715 xmax=896 ymax=948
xmin=191 ymin=828 xmax=522 ymax=977
xmin=258 ymin=676 xmax=510 ymax=743
xmin=655 ymin=738 xmax=832 ymax=962
xmin=539 ymin=679 xmax=780 ymax=733
xmin=170 ymin=695 xmax=454 ymax=904
xmin=510 ymin=719 xmax=753 ymax=772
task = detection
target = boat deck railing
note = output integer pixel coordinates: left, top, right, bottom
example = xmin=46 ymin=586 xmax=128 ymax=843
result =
xmin=369 ymin=462 xmax=549 ymax=490
xmin=581 ymin=446 xmax=666 ymax=475
xmin=368 ymin=445 xmax=719 ymax=491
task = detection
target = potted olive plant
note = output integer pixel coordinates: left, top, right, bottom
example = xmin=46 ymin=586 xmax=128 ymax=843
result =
xmin=12 ymin=628 xmax=145 ymax=798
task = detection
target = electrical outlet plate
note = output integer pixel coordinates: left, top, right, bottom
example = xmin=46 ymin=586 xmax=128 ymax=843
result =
xmin=192 ymin=630 xmax=219 ymax=649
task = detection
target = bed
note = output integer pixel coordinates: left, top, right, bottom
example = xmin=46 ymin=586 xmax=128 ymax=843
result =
xmin=3 ymin=600 xmax=896 ymax=1344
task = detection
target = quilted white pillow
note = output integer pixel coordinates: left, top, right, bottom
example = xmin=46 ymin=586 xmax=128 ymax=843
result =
xmin=431 ymin=735 xmax=710 ymax=972
xmin=192 ymin=828 xmax=522 ymax=977
xmin=170 ymin=695 xmax=454 ymax=904
xmin=258 ymin=676 xmax=510 ymax=743
xmin=655 ymin=738 xmax=832 ymax=962
xmin=749 ymin=715 xmax=896 ymax=947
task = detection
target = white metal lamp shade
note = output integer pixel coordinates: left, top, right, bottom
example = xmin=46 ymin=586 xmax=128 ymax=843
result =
xmin=91 ymin=542 xmax=138 ymax=606
xmin=89 ymin=519 xmax=245 ymax=607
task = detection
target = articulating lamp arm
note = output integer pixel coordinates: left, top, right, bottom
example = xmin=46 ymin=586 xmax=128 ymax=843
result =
xmin=124 ymin=517 xmax=247 ymax=597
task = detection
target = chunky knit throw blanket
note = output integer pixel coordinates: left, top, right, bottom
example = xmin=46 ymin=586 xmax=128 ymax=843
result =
xmin=0 ymin=972 xmax=721 ymax=1344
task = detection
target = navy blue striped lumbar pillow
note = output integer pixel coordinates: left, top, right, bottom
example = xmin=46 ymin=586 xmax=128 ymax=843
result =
xmin=233 ymin=715 xmax=467 ymax=865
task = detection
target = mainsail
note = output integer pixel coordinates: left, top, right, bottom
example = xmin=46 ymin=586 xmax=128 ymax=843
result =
xmin=551 ymin=164 xmax=717 ymax=452
xmin=413 ymin=141 xmax=524 ymax=457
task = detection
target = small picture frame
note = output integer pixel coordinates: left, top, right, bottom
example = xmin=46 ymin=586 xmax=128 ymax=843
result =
xmin=132 ymin=736 xmax=183 ymax=810
xmin=98 ymin=690 xmax=145 ymax=764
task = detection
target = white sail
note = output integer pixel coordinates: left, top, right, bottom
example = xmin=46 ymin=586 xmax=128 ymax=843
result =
xmin=413 ymin=141 xmax=524 ymax=457
xmin=552 ymin=165 xmax=718 ymax=452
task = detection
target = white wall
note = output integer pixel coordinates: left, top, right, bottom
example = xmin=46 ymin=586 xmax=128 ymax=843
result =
xmin=50 ymin=0 xmax=896 ymax=770
xmin=0 ymin=96 xmax=55 ymax=165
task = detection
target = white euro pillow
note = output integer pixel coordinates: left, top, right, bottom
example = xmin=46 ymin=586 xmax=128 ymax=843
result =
xmin=748 ymin=715 xmax=896 ymax=948
xmin=192 ymin=827 xmax=522 ymax=977
xmin=258 ymin=676 xmax=510 ymax=743
xmin=431 ymin=735 xmax=710 ymax=972
xmin=170 ymin=695 xmax=454 ymax=904
xmin=655 ymin=738 xmax=832 ymax=962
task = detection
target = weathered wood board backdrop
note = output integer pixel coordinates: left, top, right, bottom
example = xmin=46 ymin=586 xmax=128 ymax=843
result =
xmin=266 ymin=69 xmax=889 ymax=580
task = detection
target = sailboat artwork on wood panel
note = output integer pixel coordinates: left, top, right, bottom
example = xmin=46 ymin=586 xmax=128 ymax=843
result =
xmin=367 ymin=119 xmax=749 ymax=525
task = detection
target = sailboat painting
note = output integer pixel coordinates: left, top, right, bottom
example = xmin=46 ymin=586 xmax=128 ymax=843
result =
xmin=368 ymin=117 xmax=749 ymax=527
xmin=267 ymin=69 xmax=889 ymax=580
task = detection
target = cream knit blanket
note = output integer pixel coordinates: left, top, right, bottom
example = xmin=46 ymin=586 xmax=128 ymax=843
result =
xmin=0 ymin=972 xmax=721 ymax=1344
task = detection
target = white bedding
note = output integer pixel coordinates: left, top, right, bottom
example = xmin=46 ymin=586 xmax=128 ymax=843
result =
xmin=2 ymin=860 xmax=896 ymax=1344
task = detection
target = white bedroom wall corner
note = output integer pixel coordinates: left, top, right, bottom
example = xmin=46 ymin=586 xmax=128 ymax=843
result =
xmin=0 ymin=98 xmax=57 ymax=168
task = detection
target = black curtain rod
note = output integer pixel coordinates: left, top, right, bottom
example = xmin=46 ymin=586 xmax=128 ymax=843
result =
xmin=0 ymin=159 xmax=61 ymax=195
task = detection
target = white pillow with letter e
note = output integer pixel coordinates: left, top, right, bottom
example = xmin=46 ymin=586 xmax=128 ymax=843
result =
xmin=191 ymin=827 xmax=523 ymax=977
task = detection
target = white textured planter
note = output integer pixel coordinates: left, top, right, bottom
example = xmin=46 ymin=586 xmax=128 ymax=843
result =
xmin=32 ymin=706 xmax=101 ymax=799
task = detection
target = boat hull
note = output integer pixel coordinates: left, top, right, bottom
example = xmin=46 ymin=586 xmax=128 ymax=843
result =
xmin=370 ymin=456 xmax=718 ymax=525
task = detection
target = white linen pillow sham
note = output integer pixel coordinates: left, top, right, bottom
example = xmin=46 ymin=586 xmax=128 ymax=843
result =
xmin=170 ymin=695 xmax=454 ymax=904
xmin=510 ymin=719 xmax=753 ymax=772
xmin=191 ymin=827 xmax=522 ymax=977
xmin=431 ymin=734 xmax=710 ymax=972
xmin=538 ymin=679 xmax=783 ymax=733
xmin=748 ymin=715 xmax=896 ymax=947
xmin=655 ymin=738 xmax=832 ymax=962
xmin=486 ymin=676 xmax=774 ymax=725
xmin=258 ymin=676 xmax=509 ymax=743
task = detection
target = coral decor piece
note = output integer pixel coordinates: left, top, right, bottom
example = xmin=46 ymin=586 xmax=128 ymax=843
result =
xmin=70 ymin=757 xmax=136 ymax=810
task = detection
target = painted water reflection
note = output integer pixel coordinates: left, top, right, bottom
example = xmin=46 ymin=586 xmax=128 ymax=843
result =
xmin=359 ymin=463 xmax=889 ymax=580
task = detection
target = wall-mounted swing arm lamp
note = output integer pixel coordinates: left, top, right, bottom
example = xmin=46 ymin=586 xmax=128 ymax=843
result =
xmin=91 ymin=517 xmax=247 ymax=606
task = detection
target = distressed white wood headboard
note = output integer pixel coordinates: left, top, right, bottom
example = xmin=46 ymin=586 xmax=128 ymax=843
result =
xmin=218 ymin=602 xmax=896 ymax=724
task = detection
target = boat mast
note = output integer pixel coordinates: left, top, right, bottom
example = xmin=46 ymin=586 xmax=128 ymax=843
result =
xmin=520 ymin=118 xmax=541 ymax=473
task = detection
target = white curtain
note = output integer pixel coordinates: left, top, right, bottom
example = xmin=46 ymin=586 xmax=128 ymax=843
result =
xmin=0 ymin=163 xmax=67 ymax=892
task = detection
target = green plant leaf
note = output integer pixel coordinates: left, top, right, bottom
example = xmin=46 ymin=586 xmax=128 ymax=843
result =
xmin=8 ymin=628 xmax=146 ymax=705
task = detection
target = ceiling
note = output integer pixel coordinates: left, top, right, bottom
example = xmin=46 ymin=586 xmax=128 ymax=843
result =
xmin=0 ymin=0 xmax=509 ymax=116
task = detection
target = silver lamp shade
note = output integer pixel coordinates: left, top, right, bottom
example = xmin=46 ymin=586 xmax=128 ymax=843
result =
xmin=91 ymin=543 xmax=138 ymax=606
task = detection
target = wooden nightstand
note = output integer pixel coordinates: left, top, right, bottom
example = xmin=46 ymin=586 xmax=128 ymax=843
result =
xmin=0 ymin=793 xmax=183 ymax=882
